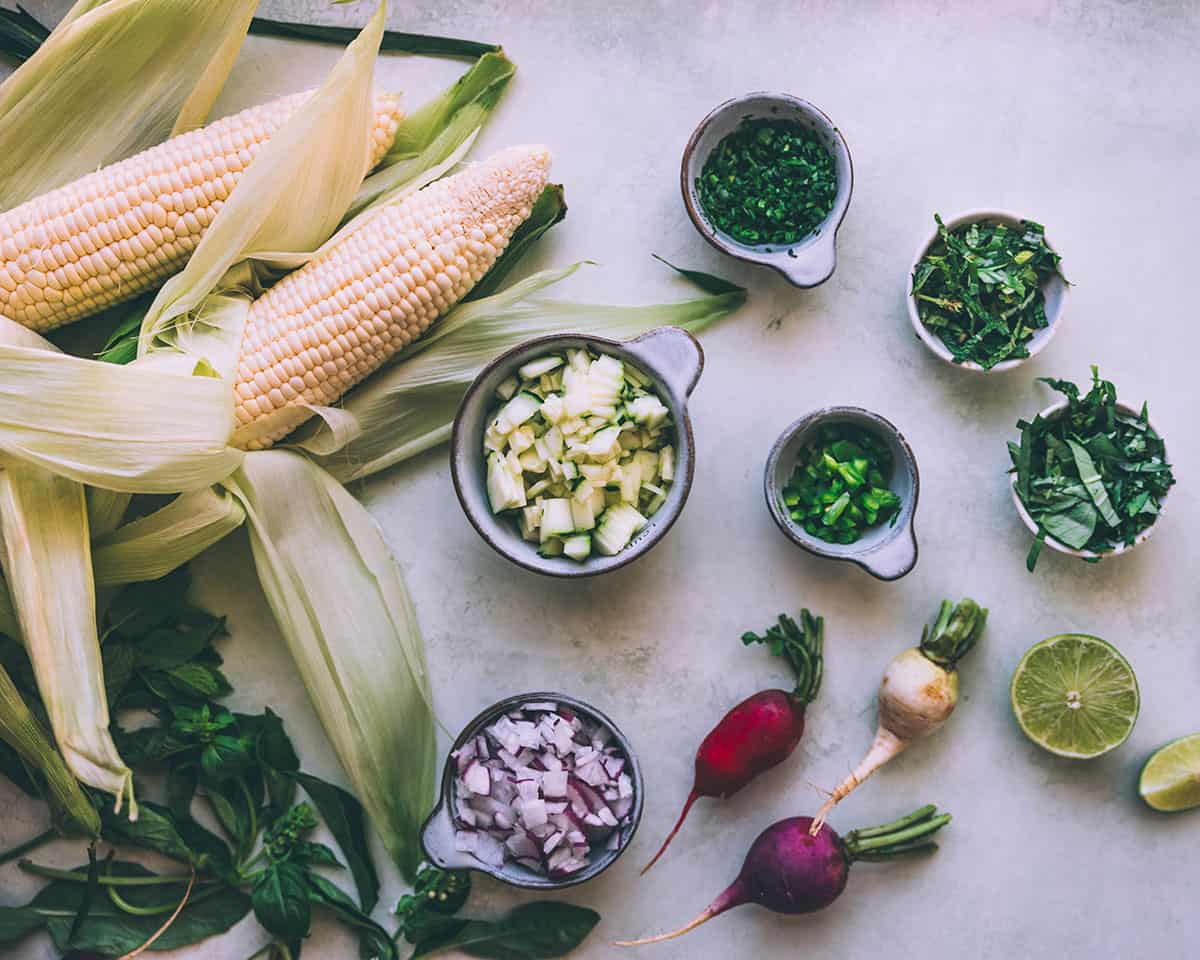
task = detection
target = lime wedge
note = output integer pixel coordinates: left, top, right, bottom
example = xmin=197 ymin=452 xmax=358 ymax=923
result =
xmin=1139 ymin=734 xmax=1200 ymax=812
xmin=1010 ymin=634 xmax=1138 ymax=759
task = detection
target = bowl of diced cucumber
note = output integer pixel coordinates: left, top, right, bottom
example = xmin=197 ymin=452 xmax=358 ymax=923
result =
xmin=450 ymin=327 xmax=704 ymax=577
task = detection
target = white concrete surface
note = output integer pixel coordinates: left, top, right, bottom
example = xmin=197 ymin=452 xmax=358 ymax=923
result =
xmin=2 ymin=1 xmax=1198 ymax=957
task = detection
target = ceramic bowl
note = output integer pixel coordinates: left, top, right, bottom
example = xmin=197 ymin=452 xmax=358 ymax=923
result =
xmin=906 ymin=209 xmax=1069 ymax=372
xmin=419 ymin=691 xmax=644 ymax=890
xmin=681 ymin=93 xmax=853 ymax=287
xmin=764 ymin=407 xmax=919 ymax=581
xmin=450 ymin=327 xmax=703 ymax=577
xmin=1010 ymin=399 xmax=1170 ymax=561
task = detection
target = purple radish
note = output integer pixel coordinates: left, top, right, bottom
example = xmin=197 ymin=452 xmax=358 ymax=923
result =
xmin=641 ymin=611 xmax=824 ymax=874
xmin=617 ymin=805 xmax=950 ymax=946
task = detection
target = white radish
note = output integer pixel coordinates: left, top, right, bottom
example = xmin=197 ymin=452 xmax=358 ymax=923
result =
xmin=810 ymin=598 xmax=986 ymax=835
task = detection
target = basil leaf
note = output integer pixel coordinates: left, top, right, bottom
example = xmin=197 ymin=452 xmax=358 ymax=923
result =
xmin=256 ymin=708 xmax=300 ymax=817
xmin=413 ymin=902 xmax=600 ymax=959
xmin=1066 ymin=439 xmax=1120 ymax=528
xmin=253 ymin=862 xmax=313 ymax=940
xmin=290 ymin=772 xmax=379 ymax=913
xmin=167 ymin=758 xmax=199 ymax=820
xmin=1042 ymin=500 xmax=1097 ymax=550
xmin=304 ymin=872 xmax=397 ymax=960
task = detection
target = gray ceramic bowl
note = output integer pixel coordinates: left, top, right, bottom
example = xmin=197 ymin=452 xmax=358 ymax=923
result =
xmin=419 ymin=691 xmax=644 ymax=890
xmin=1010 ymin=399 xmax=1170 ymax=561
xmin=450 ymin=327 xmax=703 ymax=577
xmin=906 ymin=209 xmax=1069 ymax=372
xmin=764 ymin=407 xmax=919 ymax=580
xmin=681 ymin=93 xmax=853 ymax=287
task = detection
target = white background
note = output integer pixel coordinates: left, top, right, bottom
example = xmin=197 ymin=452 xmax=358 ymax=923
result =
xmin=2 ymin=1 xmax=1198 ymax=957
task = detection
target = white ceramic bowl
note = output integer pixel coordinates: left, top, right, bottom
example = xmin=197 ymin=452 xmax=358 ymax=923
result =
xmin=1010 ymin=399 xmax=1171 ymax=561
xmin=906 ymin=209 xmax=1069 ymax=372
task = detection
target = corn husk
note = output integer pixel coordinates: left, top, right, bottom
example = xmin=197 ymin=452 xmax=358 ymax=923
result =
xmin=91 ymin=488 xmax=246 ymax=588
xmin=0 ymin=0 xmax=256 ymax=208
xmin=0 ymin=462 xmax=134 ymax=816
xmin=224 ymin=450 xmax=435 ymax=880
xmin=0 ymin=660 xmax=100 ymax=837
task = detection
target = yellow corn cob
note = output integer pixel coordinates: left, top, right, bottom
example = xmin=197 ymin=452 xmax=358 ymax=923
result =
xmin=231 ymin=145 xmax=552 ymax=451
xmin=0 ymin=91 xmax=404 ymax=333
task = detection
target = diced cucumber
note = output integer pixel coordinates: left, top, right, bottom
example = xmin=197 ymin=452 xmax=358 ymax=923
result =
xmin=518 ymin=449 xmax=546 ymax=473
xmin=519 ymin=355 xmax=565 ymax=380
xmin=543 ymin=426 xmax=564 ymax=457
xmin=484 ymin=422 xmax=508 ymax=453
xmin=538 ymin=537 xmax=564 ymax=558
xmin=588 ymin=488 xmax=606 ymax=516
xmin=539 ymin=393 xmax=565 ymax=424
xmin=642 ymin=483 xmax=667 ymax=516
xmin=619 ymin=461 xmax=642 ymax=503
xmin=571 ymin=497 xmax=596 ymax=531
xmin=526 ymin=478 xmax=550 ymax=498
xmin=624 ymin=365 xmax=649 ymax=388
xmin=594 ymin=504 xmax=648 ymax=556
xmin=587 ymin=426 xmax=622 ymax=460
xmin=580 ymin=463 xmax=606 ymax=482
xmin=566 ymin=348 xmax=590 ymax=373
xmin=573 ymin=480 xmax=596 ymax=504
xmin=508 ymin=426 xmax=535 ymax=454
xmin=518 ymin=509 xmax=540 ymax=541
xmin=496 ymin=391 xmax=541 ymax=433
xmin=628 ymin=394 xmax=669 ymax=429
xmin=561 ymin=460 xmax=579 ymax=481
xmin=562 ymin=534 xmax=592 ymax=561
xmin=634 ymin=449 xmax=659 ymax=482
xmin=659 ymin=445 xmax=675 ymax=483
xmin=495 ymin=375 xmax=519 ymax=401
xmin=487 ymin=453 xmax=525 ymax=513
xmin=540 ymin=498 xmax=574 ymax=539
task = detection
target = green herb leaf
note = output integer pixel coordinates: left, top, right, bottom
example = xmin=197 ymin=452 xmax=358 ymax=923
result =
xmin=411 ymin=902 xmax=600 ymax=959
xmin=289 ymin=772 xmax=380 ymax=913
xmin=253 ymin=862 xmax=313 ymax=940
xmin=0 ymin=905 xmax=43 ymax=944
xmin=304 ymin=871 xmax=398 ymax=960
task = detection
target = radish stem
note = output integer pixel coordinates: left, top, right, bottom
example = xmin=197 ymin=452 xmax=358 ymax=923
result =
xmin=640 ymin=788 xmax=699 ymax=875
xmin=811 ymin=726 xmax=908 ymax=831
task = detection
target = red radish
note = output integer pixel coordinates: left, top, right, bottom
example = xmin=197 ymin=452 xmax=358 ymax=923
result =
xmin=640 ymin=611 xmax=823 ymax=874
xmin=616 ymin=804 xmax=950 ymax=946
xmin=810 ymin=598 xmax=986 ymax=835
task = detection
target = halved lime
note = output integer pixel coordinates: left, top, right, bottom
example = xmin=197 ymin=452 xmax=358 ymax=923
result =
xmin=1139 ymin=734 xmax=1200 ymax=812
xmin=1010 ymin=634 xmax=1139 ymax=759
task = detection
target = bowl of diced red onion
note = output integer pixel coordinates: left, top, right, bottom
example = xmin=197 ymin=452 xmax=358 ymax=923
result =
xmin=419 ymin=692 xmax=643 ymax=889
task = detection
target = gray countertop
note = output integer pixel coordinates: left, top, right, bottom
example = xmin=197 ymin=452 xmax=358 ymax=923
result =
xmin=2 ymin=1 xmax=1198 ymax=957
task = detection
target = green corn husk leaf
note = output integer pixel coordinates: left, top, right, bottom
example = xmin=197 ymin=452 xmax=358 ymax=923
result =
xmin=224 ymin=450 xmax=435 ymax=881
xmin=0 ymin=462 xmax=134 ymax=815
xmin=138 ymin=1 xmax=389 ymax=365
xmin=0 ymin=659 xmax=100 ymax=837
xmin=293 ymin=263 xmax=747 ymax=482
xmin=345 ymin=50 xmax=515 ymax=220
xmin=91 ymin=488 xmax=246 ymax=588
xmin=0 ymin=0 xmax=256 ymax=208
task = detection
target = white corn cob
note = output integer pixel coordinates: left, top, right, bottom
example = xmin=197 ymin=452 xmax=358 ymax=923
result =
xmin=231 ymin=145 xmax=552 ymax=451
xmin=0 ymin=91 xmax=404 ymax=333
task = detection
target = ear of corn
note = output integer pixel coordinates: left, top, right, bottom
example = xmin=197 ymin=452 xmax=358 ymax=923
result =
xmin=0 ymin=0 xmax=258 ymax=210
xmin=224 ymin=449 xmax=435 ymax=881
xmin=231 ymin=144 xmax=552 ymax=450
xmin=0 ymin=90 xmax=404 ymax=333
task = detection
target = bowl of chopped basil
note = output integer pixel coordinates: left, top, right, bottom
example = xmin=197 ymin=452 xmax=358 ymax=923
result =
xmin=1008 ymin=369 xmax=1175 ymax=571
xmin=682 ymin=93 xmax=852 ymax=287
xmin=765 ymin=406 xmax=918 ymax=580
xmin=908 ymin=209 xmax=1069 ymax=372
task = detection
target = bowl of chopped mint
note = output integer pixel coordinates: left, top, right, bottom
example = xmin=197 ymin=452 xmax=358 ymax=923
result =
xmin=908 ymin=210 xmax=1069 ymax=371
xmin=682 ymin=93 xmax=853 ymax=287
xmin=1009 ymin=368 xmax=1176 ymax=571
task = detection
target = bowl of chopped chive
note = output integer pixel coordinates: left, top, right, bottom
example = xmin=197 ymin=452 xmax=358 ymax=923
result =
xmin=682 ymin=93 xmax=852 ymax=287
xmin=764 ymin=407 xmax=919 ymax=580
xmin=907 ymin=209 xmax=1069 ymax=372
xmin=1008 ymin=369 xmax=1175 ymax=571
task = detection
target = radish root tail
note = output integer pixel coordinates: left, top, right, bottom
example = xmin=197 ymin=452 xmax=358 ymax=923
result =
xmin=809 ymin=727 xmax=909 ymax=836
xmin=614 ymin=908 xmax=716 ymax=947
xmin=640 ymin=789 xmax=699 ymax=875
